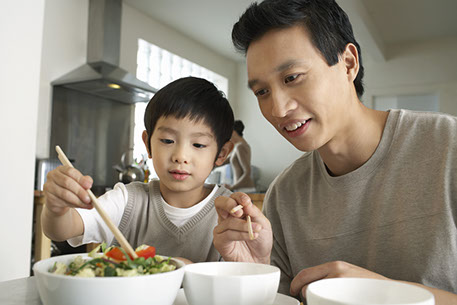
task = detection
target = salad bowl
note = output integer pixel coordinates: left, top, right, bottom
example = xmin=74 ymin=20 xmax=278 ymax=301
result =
xmin=33 ymin=253 xmax=185 ymax=305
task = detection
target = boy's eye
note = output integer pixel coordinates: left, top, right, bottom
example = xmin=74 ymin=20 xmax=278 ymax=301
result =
xmin=160 ymin=139 xmax=174 ymax=144
xmin=193 ymin=143 xmax=206 ymax=148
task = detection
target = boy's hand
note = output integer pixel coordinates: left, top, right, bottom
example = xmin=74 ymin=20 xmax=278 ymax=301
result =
xmin=43 ymin=165 xmax=94 ymax=216
xmin=213 ymin=192 xmax=272 ymax=264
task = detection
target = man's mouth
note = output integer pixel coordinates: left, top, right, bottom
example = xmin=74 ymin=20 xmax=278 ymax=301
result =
xmin=284 ymin=119 xmax=311 ymax=134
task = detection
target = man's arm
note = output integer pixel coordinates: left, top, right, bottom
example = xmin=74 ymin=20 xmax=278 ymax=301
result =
xmin=290 ymin=261 xmax=457 ymax=305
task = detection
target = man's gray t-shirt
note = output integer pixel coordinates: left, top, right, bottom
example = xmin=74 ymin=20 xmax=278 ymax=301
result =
xmin=264 ymin=109 xmax=457 ymax=295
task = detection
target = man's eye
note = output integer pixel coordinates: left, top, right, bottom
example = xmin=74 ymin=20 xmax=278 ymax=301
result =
xmin=285 ymin=74 xmax=299 ymax=84
xmin=193 ymin=143 xmax=206 ymax=148
xmin=160 ymin=139 xmax=174 ymax=144
xmin=254 ymin=88 xmax=268 ymax=97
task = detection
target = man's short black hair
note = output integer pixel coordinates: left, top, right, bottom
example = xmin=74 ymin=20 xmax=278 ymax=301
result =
xmin=144 ymin=77 xmax=234 ymax=154
xmin=232 ymin=0 xmax=365 ymax=98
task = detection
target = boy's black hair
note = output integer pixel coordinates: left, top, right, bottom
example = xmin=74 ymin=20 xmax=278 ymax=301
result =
xmin=234 ymin=120 xmax=245 ymax=137
xmin=144 ymin=77 xmax=234 ymax=155
xmin=232 ymin=0 xmax=365 ymax=98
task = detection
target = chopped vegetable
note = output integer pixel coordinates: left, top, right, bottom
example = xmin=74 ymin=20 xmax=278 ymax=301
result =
xmin=49 ymin=244 xmax=174 ymax=277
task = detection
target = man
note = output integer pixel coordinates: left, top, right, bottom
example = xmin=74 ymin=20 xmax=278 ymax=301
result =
xmin=213 ymin=0 xmax=457 ymax=303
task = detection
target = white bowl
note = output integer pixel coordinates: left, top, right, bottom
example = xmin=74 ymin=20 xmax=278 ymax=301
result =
xmin=306 ymin=278 xmax=435 ymax=305
xmin=33 ymin=253 xmax=185 ymax=305
xmin=183 ymin=261 xmax=280 ymax=305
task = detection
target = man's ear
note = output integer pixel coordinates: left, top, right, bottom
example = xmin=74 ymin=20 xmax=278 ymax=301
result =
xmin=215 ymin=141 xmax=234 ymax=166
xmin=142 ymin=130 xmax=152 ymax=158
xmin=343 ymin=43 xmax=359 ymax=83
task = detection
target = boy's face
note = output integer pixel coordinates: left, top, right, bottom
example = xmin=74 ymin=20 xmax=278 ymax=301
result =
xmin=143 ymin=115 xmax=230 ymax=194
xmin=246 ymin=25 xmax=358 ymax=152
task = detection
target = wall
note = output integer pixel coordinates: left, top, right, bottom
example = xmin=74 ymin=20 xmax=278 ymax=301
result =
xmin=363 ymin=37 xmax=457 ymax=116
xmin=35 ymin=0 xmax=89 ymax=158
xmin=120 ymin=3 xmax=238 ymax=105
xmin=0 ymin=0 xmax=45 ymax=281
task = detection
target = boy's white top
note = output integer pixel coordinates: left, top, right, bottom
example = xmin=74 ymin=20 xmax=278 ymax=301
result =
xmin=68 ymin=181 xmax=219 ymax=247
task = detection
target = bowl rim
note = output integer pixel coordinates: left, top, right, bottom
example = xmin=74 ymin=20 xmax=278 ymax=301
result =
xmin=184 ymin=261 xmax=280 ymax=277
xmin=307 ymin=277 xmax=435 ymax=304
xmin=33 ymin=253 xmax=185 ymax=281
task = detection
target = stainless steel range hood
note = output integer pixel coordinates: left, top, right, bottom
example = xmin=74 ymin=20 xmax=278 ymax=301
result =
xmin=52 ymin=0 xmax=156 ymax=103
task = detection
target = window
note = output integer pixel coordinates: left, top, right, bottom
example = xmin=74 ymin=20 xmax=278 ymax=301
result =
xmin=133 ymin=39 xmax=229 ymax=180
xmin=136 ymin=39 xmax=228 ymax=95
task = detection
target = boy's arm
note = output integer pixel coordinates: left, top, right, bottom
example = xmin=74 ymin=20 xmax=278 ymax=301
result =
xmin=41 ymin=207 xmax=84 ymax=241
xmin=41 ymin=165 xmax=94 ymax=241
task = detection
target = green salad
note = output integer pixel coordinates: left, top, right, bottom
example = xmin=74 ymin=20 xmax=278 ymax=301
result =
xmin=49 ymin=243 xmax=177 ymax=277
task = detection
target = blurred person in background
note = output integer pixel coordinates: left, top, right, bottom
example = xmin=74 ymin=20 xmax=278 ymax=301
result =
xmin=223 ymin=120 xmax=256 ymax=193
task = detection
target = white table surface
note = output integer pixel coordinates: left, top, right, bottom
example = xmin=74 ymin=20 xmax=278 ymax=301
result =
xmin=0 ymin=276 xmax=301 ymax=305
xmin=0 ymin=277 xmax=41 ymax=305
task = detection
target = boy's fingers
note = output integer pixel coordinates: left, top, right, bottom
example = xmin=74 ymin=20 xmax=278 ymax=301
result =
xmin=45 ymin=184 xmax=90 ymax=210
xmin=50 ymin=168 xmax=92 ymax=205
xmin=58 ymin=165 xmax=93 ymax=190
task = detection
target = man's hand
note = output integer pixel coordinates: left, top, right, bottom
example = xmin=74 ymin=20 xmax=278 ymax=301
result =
xmin=213 ymin=192 xmax=273 ymax=264
xmin=291 ymin=261 xmax=457 ymax=305
xmin=290 ymin=261 xmax=387 ymax=297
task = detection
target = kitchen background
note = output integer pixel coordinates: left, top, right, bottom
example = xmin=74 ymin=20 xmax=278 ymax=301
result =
xmin=1 ymin=0 xmax=457 ymax=282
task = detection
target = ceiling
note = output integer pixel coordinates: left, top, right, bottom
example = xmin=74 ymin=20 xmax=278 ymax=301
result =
xmin=124 ymin=0 xmax=457 ymax=63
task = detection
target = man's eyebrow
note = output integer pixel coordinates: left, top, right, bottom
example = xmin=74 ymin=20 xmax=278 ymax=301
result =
xmin=247 ymin=59 xmax=305 ymax=89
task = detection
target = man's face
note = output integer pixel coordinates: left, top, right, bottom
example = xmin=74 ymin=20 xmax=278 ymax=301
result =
xmin=246 ymin=25 xmax=353 ymax=152
xmin=148 ymin=115 xmax=219 ymax=195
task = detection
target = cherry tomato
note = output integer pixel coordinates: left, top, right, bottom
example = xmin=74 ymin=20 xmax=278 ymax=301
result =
xmin=105 ymin=247 xmax=130 ymax=261
xmin=135 ymin=245 xmax=156 ymax=259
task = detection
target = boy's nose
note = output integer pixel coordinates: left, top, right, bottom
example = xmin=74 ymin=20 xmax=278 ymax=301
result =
xmin=172 ymin=148 xmax=189 ymax=164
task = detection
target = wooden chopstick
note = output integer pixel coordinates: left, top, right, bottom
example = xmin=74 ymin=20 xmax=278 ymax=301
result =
xmin=55 ymin=145 xmax=138 ymax=259
xmin=230 ymin=204 xmax=243 ymax=214
xmin=230 ymin=205 xmax=254 ymax=240
xmin=247 ymin=216 xmax=254 ymax=240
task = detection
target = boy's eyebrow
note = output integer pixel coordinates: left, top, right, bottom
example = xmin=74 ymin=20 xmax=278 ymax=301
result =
xmin=157 ymin=126 xmax=214 ymax=138
xmin=247 ymin=59 xmax=306 ymax=89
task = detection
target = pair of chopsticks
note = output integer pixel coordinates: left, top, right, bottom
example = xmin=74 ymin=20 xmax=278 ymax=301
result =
xmin=230 ymin=205 xmax=254 ymax=240
xmin=55 ymin=145 xmax=138 ymax=259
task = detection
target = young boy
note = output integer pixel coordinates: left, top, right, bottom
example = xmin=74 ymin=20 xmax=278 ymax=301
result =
xmin=42 ymin=76 xmax=234 ymax=263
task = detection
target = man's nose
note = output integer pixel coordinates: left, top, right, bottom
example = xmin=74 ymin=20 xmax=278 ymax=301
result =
xmin=271 ymin=89 xmax=295 ymax=118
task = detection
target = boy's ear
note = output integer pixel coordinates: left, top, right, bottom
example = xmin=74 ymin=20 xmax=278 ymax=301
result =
xmin=142 ymin=130 xmax=152 ymax=158
xmin=215 ymin=141 xmax=234 ymax=166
